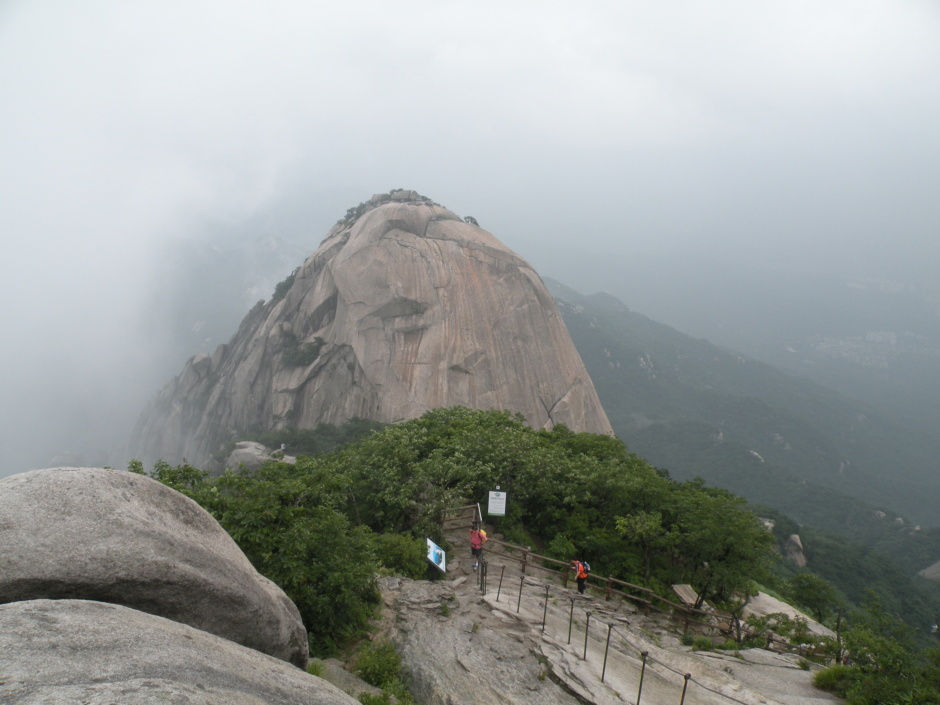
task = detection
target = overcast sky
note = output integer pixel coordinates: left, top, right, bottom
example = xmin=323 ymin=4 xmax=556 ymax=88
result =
xmin=2 ymin=0 xmax=939 ymax=473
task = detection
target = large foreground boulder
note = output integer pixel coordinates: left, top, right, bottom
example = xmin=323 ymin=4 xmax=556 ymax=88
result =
xmin=0 ymin=467 xmax=307 ymax=667
xmin=0 ymin=600 xmax=356 ymax=705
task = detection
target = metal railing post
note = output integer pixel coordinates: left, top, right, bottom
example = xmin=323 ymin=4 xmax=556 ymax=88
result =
xmin=567 ymin=597 xmax=575 ymax=644
xmin=636 ymin=651 xmax=648 ymax=705
xmin=678 ymin=673 xmax=691 ymax=705
xmin=496 ymin=565 xmax=505 ymax=602
xmin=583 ymin=611 xmax=592 ymax=660
xmin=601 ymin=622 xmax=613 ymax=682
xmin=541 ymin=585 xmax=550 ymax=632
xmin=517 ymin=576 xmax=524 ymax=613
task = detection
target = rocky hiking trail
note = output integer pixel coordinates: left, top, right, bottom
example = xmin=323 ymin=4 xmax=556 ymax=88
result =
xmin=367 ymin=507 xmax=842 ymax=705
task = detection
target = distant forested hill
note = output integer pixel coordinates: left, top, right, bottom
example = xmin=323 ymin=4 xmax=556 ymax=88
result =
xmin=548 ymin=279 xmax=940 ymax=533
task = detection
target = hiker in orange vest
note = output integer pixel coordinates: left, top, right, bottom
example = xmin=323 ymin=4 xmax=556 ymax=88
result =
xmin=469 ymin=522 xmax=488 ymax=571
xmin=571 ymin=557 xmax=590 ymax=594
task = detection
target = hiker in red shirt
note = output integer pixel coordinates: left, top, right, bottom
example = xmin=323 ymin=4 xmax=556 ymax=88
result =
xmin=469 ymin=522 xmax=488 ymax=571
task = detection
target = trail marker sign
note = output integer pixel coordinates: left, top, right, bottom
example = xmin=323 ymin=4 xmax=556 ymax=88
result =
xmin=426 ymin=538 xmax=446 ymax=572
xmin=488 ymin=490 xmax=507 ymax=517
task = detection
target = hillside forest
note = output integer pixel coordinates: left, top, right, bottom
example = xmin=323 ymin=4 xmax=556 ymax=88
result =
xmin=135 ymin=407 xmax=940 ymax=704
xmin=551 ymin=282 xmax=940 ymax=616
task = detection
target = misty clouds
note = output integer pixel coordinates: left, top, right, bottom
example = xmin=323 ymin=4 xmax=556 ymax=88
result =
xmin=2 ymin=1 xmax=939 ymax=474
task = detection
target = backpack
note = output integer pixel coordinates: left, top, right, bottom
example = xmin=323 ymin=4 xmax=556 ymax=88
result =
xmin=580 ymin=561 xmax=591 ymax=574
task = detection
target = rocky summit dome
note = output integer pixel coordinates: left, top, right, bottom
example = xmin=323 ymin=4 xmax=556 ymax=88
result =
xmin=130 ymin=190 xmax=612 ymax=468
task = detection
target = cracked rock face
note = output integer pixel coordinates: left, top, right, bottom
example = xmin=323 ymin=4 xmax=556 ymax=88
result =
xmin=130 ymin=193 xmax=612 ymax=468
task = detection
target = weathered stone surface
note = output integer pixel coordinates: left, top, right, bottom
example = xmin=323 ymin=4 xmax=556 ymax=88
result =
xmin=377 ymin=578 xmax=582 ymax=705
xmin=129 ymin=190 xmax=612 ymax=468
xmin=314 ymin=658 xmax=388 ymax=702
xmin=742 ymin=592 xmax=835 ymax=639
xmin=0 ymin=599 xmax=355 ymax=705
xmin=784 ymin=533 xmax=807 ymax=568
xmin=224 ymin=440 xmax=297 ymax=471
xmin=375 ymin=575 xmax=817 ymax=705
xmin=919 ymin=559 xmax=940 ymax=581
xmin=0 ymin=467 xmax=307 ymax=667
xmin=367 ymin=512 xmax=838 ymax=705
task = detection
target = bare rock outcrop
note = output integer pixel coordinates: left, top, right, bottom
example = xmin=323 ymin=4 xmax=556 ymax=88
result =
xmin=0 ymin=600 xmax=354 ymax=705
xmin=224 ymin=440 xmax=297 ymax=471
xmin=0 ymin=467 xmax=307 ymax=667
xmin=918 ymin=559 xmax=940 ymax=581
xmin=784 ymin=534 xmax=808 ymax=568
xmin=742 ymin=592 xmax=835 ymax=639
xmin=376 ymin=577 xmax=582 ymax=705
xmin=130 ymin=190 xmax=612 ymax=468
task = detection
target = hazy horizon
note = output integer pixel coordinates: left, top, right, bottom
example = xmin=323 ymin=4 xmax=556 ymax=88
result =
xmin=2 ymin=1 xmax=939 ymax=476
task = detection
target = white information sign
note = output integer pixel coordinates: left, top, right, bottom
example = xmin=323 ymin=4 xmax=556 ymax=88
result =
xmin=426 ymin=538 xmax=446 ymax=572
xmin=488 ymin=490 xmax=507 ymax=517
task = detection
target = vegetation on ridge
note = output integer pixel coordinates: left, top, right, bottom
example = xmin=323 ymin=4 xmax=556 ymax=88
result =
xmin=136 ymin=407 xmax=776 ymax=654
xmin=335 ymin=188 xmax=440 ymax=227
xmin=271 ymin=266 xmax=299 ymax=304
xmin=280 ymin=331 xmax=325 ymax=367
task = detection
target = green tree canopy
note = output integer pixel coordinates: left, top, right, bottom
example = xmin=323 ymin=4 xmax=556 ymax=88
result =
xmin=786 ymin=573 xmax=844 ymax=623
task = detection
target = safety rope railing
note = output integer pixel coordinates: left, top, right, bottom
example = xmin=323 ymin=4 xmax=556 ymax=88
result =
xmin=441 ymin=505 xmax=815 ymax=705
xmin=607 ymin=621 xmax=759 ymax=705
xmin=479 ymin=534 xmax=713 ymax=623
xmin=497 ymin=572 xmax=798 ymax=705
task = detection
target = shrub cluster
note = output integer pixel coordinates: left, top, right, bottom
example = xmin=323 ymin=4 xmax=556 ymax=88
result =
xmin=271 ymin=267 xmax=299 ymax=303
xmin=355 ymin=641 xmax=414 ymax=704
xmin=280 ymin=331 xmax=324 ymax=367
